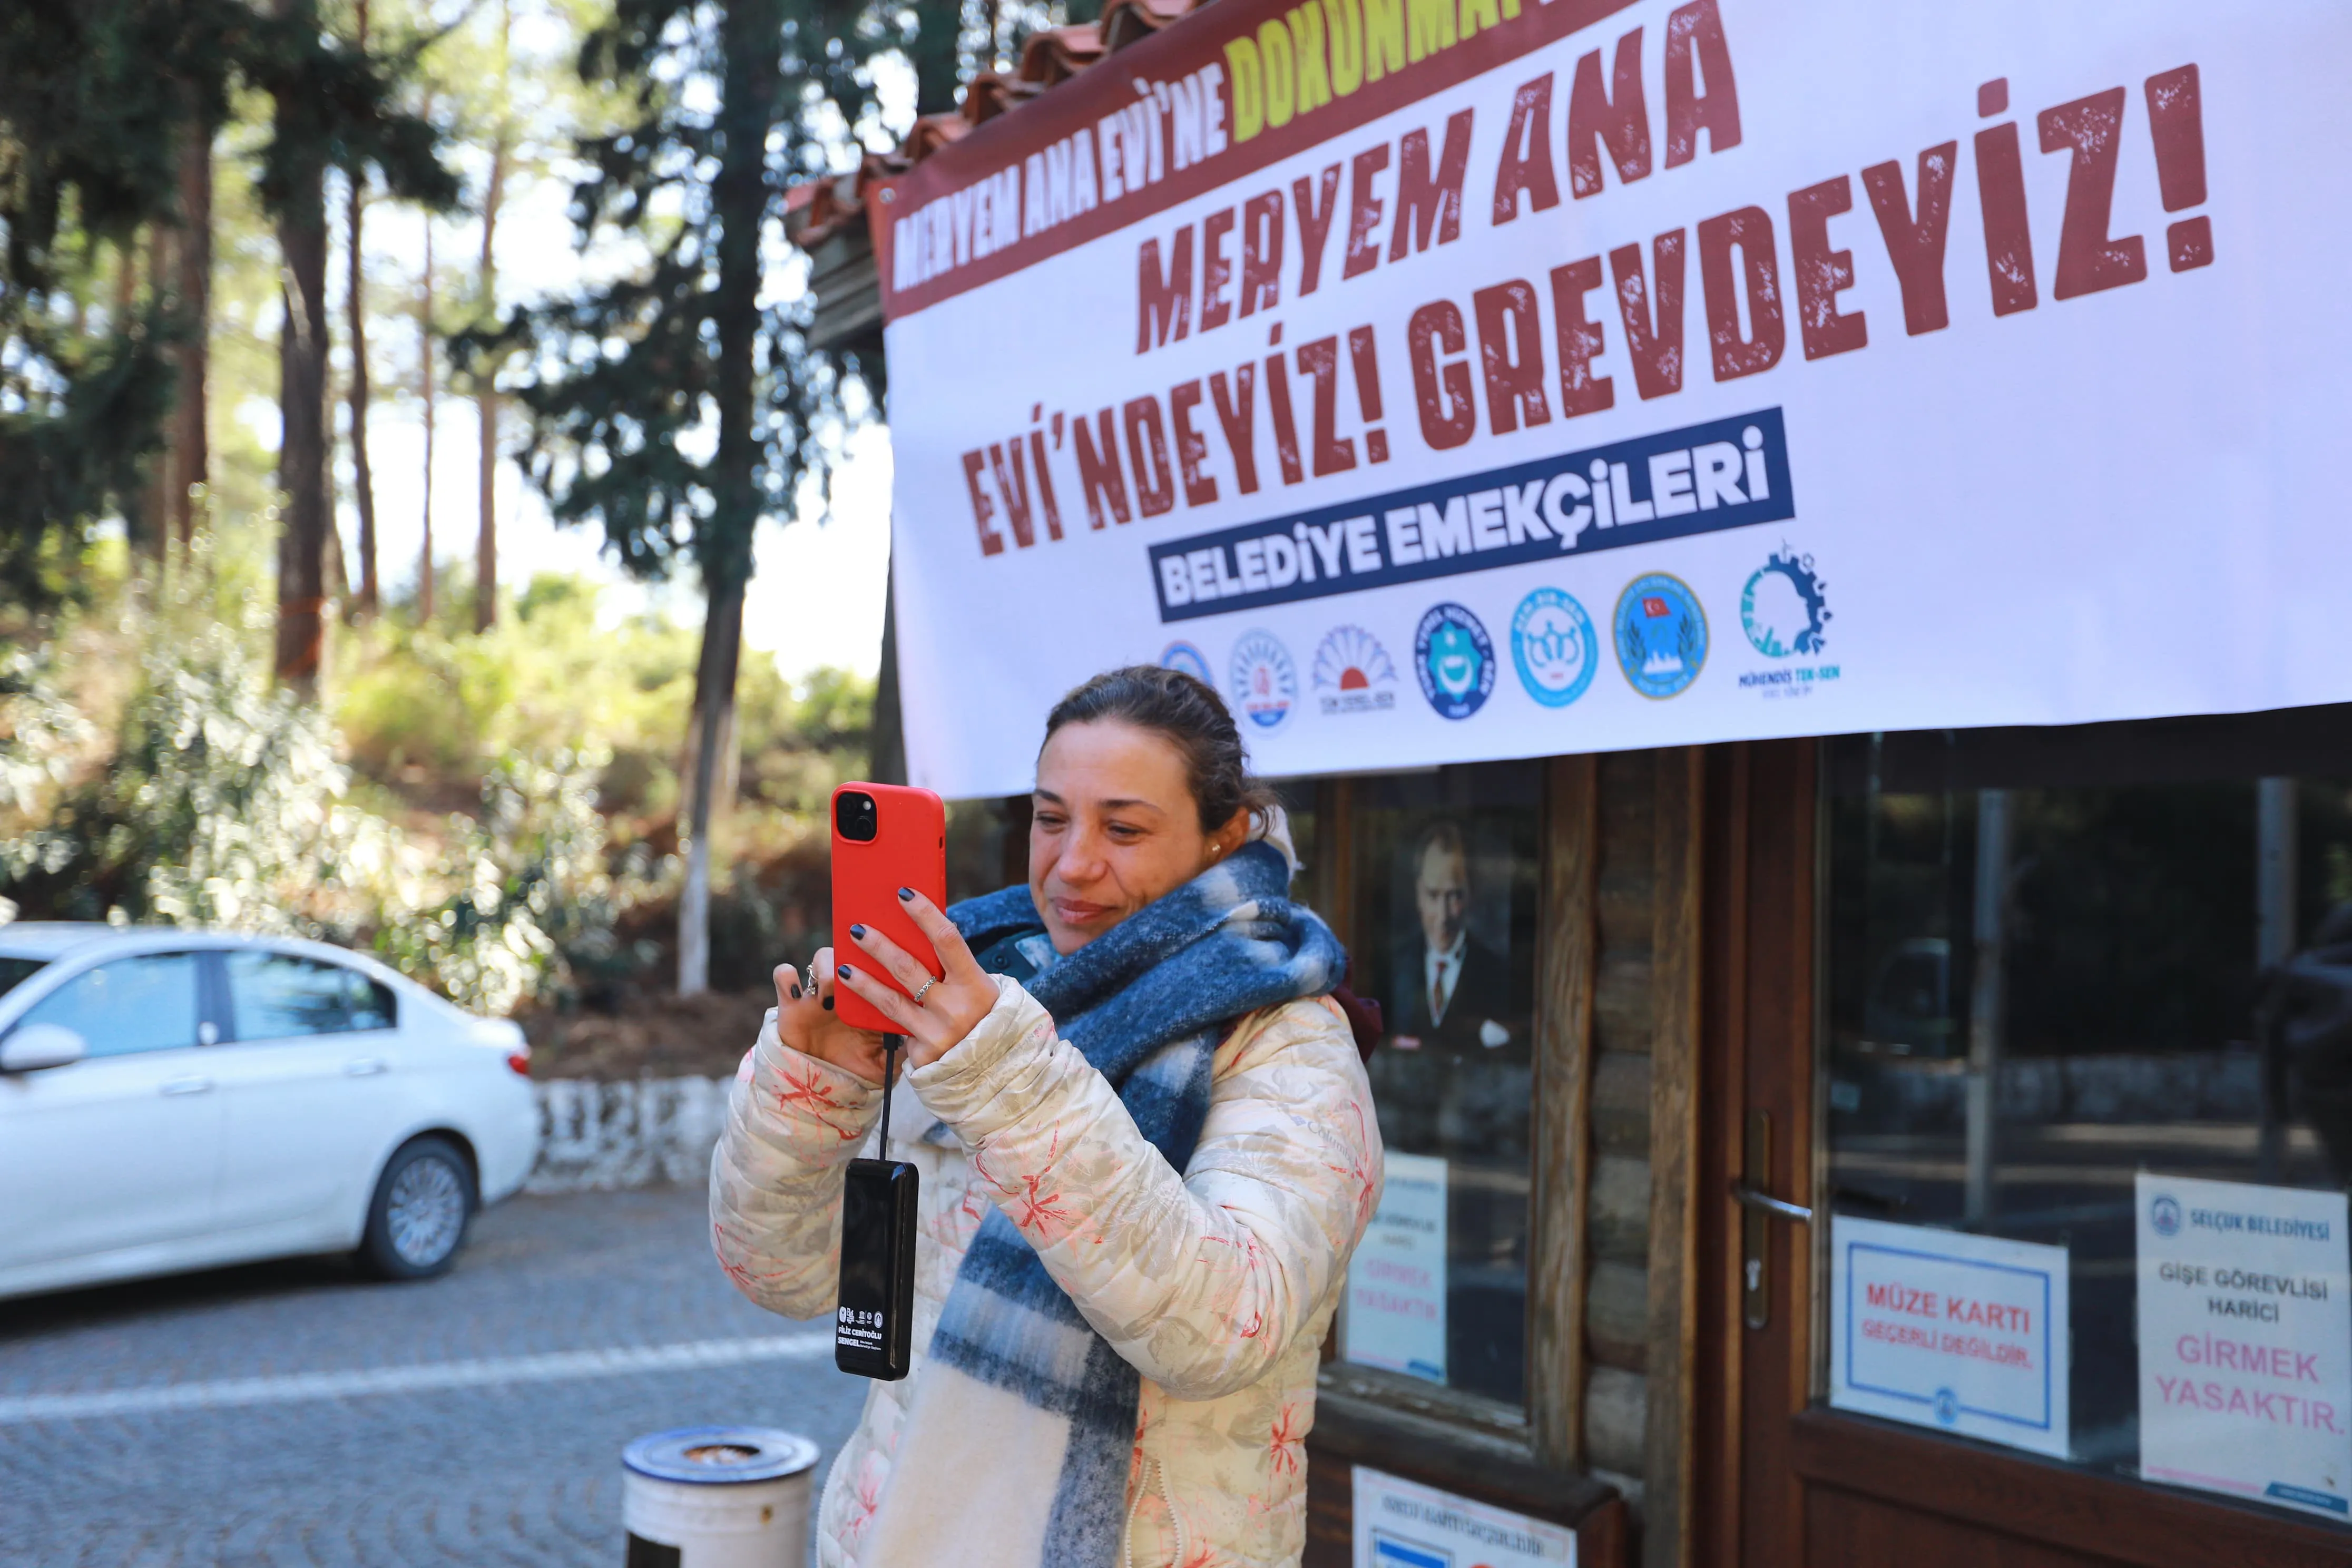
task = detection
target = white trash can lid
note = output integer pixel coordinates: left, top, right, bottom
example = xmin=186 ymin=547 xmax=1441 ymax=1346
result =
xmin=623 ymin=1427 xmax=820 ymax=1485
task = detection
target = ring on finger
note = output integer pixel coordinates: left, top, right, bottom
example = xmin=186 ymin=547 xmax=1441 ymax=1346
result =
xmin=910 ymin=976 xmax=937 ymax=1005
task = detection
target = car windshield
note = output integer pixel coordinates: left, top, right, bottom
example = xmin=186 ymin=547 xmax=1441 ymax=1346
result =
xmin=0 ymin=955 xmax=51 ymax=1000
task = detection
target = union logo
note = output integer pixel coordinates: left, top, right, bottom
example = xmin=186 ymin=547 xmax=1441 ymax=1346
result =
xmin=1612 ymin=572 xmax=1708 ymax=699
xmin=1160 ymin=640 xmax=1213 ymax=683
xmin=1510 ymin=587 xmax=1598 ymax=709
xmin=1228 ymin=630 xmax=1298 ymax=732
xmin=1740 ymin=547 xmax=1831 ymax=658
xmin=1413 ymin=602 xmax=1495 ymax=721
xmin=1312 ymin=626 xmax=1397 ymax=715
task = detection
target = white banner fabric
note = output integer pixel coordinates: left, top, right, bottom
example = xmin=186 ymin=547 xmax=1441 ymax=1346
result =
xmin=879 ymin=0 xmax=2351 ymax=797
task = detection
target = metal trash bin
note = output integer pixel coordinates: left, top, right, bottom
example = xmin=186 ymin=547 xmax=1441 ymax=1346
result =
xmin=622 ymin=1426 xmax=820 ymax=1568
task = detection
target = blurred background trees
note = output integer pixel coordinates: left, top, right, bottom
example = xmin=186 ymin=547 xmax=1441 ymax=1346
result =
xmin=0 ymin=0 xmax=1056 ymax=1063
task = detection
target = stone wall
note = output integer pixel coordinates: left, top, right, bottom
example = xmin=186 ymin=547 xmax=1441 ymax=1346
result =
xmin=525 ymin=1076 xmax=734 ymax=1194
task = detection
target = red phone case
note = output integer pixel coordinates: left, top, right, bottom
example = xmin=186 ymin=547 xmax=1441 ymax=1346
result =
xmin=830 ymin=782 xmax=949 ymax=1034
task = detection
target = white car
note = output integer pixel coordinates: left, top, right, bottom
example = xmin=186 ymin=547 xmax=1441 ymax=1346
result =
xmin=0 ymin=924 xmax=541 ymax=1300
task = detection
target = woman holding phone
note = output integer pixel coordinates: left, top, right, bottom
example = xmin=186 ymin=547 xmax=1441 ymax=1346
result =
xmin=711 ymin=665 xmax=1382 ymax=1568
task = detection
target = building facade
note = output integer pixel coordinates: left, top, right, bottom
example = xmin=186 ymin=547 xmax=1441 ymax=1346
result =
xmin=795 ymin=5 xmax=2352 ymax=1563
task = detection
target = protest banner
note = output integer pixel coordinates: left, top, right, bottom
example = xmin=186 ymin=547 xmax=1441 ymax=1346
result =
xmin=874 ymin=0 xmax=2352 ymax=796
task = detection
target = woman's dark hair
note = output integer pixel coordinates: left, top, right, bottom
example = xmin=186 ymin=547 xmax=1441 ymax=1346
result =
xmin=1043 ymin=665 xmax=1278 ymax=833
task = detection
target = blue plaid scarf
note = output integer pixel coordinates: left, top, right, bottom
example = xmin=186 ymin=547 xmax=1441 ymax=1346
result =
xmin=912 ymin=839 xmax=1344 ymax=1565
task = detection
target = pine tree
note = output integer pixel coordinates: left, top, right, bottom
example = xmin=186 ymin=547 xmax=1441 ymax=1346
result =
xmin=346 ymin=0 xmax=381 ymax=616
xmin=0 ymin=0 xmax=206 ymax=610
xmin=256 ymin=0 xmax=458 ymax=691
xmin=0 ymin=0 xmax=455 ymax=638
xmin=474 ymin=0 xmax=513 ymax=634
xmin=475 ymin=0 xmax=912 ymax=992
xmin=171 ymin=115 xmax=214 ymax=554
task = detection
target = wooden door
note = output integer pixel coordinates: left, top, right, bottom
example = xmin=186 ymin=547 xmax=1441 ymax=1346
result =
xmin=1689 ymin=741 xmax=2352 ymax=1568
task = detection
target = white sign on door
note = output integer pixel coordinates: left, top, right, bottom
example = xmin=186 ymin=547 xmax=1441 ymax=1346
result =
xmin=1352 ymin=1465 xmax=1575 ymax=1568
xmin=1829 ymin=1215 xmax=2070 ymax=1458
xmin=2137 ymin=1173 xmax=2352 ymax=1519
xmin=1346 ymin=1150 xmax=1447 ymax=1384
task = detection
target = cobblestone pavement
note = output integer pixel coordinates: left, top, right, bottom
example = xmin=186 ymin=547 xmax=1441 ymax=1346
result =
xmin=0 ymin=1185 xmax=870 ymax=1567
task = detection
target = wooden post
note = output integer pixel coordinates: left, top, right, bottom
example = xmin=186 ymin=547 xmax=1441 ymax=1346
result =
xmin=1533 ymin=753 xmax=1599 ymax=1469
xmin=1643 ymin=748 xmax=1704 ymax=1568
xmin=171 ymin=118 xmax=212 ymax=551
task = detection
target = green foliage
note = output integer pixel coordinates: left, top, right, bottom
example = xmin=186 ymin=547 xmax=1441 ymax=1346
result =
xmin=334 ymin=570 xmax=699 ymax=789
xmin=0 ymin=307 xmax=178 ymax=608
xmin=737 ymin=660 xmax=872 ymax=814
xmin=0 ymin=645 xmax=97 ymax=822
xmin=1 ymin=618 xmax=384 ymax=930
xmin=368 ymin=751 xmax=665 ymax=1016
xmin=324 ymin=569 xmax=875 ymax=1001
xmin=0 ymin=597 xmax=676 ymax=1014
xmin=464 ymin=0 xmax=901 ymax=590
xmin=328 ymin=567 xmax=875 ymax=824
xmin=0 ymin=0 xmax=228 ymax=275
xmin=0 ymin=0 xmax=456 ymax=614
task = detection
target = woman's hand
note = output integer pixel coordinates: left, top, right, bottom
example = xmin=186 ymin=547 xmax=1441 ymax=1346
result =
xmin=836 ymin=888 xmax=998 ymax=1070
xmin=771 ymin=947 xmax=894 ymax=1085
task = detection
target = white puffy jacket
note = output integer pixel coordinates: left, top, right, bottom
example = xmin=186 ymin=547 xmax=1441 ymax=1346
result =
xmin=711 ymin=974 xmax=1382 ymax=1567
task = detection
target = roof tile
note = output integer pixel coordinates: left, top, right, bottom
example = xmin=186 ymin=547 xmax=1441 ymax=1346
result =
xmin=785 ymin=0 xmax=1214 ymax=251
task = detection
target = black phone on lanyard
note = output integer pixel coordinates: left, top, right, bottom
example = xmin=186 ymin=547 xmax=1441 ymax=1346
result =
xmin=836 ymin=1037 xmax=917 ymax=1380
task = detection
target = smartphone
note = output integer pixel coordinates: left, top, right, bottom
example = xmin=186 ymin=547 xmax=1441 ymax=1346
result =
xmin=829 ymin=782 xmax=948 ymax=1034
xmin=836 ymin=1155 xmax=918 ymax=1379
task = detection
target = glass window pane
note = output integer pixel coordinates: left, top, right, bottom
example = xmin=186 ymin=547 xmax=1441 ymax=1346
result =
xmin=0 ymin=956 xmax=48 ymax=1001
xmin=227 ymin=951 xmax=395 ymax=1040
xmin=1822 ymin=724 xmax=2352 ymax=1528
xmin=1341 ymin=762 xmax=1540 ymax=1409
xmin=22 ymin=955 xmax=200 ymax=1057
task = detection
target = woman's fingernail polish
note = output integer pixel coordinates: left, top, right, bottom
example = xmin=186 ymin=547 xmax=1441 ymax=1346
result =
xmin=849 ymin=924 xmax=866 ymax=939
xmin=897 ymin=887 xmax=913 ymax=901
xmin=821 ymin=995 xmax=834 ymax=1011
xmin=837 ymin=964 xmax=856 ymax=980
xmin=788 ymin=984 xmax=801 ymax=999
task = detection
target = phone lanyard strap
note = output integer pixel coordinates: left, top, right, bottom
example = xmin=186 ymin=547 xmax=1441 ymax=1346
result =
xmin=879 ymin=1033 xmax=901 ymax=1153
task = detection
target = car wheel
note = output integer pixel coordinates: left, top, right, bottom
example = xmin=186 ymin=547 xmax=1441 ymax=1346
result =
xmin=359 ymin=1135 xmax=475 ymax=1281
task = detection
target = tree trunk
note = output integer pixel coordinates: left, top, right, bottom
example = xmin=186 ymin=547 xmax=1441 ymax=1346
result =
xmin=346 ymin=0 xmax=378 ymax=615
xmin=419 ymin=210 xmax=436 ymax=623
xmin=172 ymin=117 xmax=212 ymax=551
xmin=273 ymin=0 xmax=331 ymax=699
xmin=678 ymin=0 xmax=783 ymax=996
xmin=140 ymin=225 xmax=172 ymax=563
xmin=475 ymin=121 xmax=507 ymax=633
xmin=323 ymin=465 xmax=349 ymax=601
xmin=678 ymin=572 xmax=746 ymax=996
xmin=324 ymin=208 xmax=348 ymax=610
xmin=869 ymin=552 xmax=907 ymax=785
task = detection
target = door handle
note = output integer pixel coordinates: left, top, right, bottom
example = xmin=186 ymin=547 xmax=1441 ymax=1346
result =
xmin=1730 ymin=1180 xmax=1814 ymax=1224
xmin=160 ymin=1076 xmax=214 ymax=1096
xmin=1737 ymin=1110 xmax=1811 ymax=1331
xmin=342 ymin=1057 xmax=387 ymax=1077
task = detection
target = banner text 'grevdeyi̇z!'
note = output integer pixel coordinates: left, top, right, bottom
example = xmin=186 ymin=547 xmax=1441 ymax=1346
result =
xmin=880 ymin=0 xmax=2351 ymax=797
